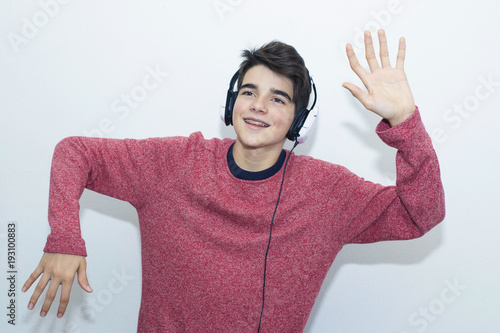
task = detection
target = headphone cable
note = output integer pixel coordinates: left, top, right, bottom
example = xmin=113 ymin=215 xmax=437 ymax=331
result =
xmin=257 ymin=140 xmax=299 ymax=332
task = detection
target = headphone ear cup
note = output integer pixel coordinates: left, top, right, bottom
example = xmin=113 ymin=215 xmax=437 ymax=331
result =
xmin=224 ymin=91 xmax=238 ymax=126
xmin=296 ymin=106 xmax=318 ymax=144
xmin=287 ymin=108 xmax=308 ymax=141
xmin=287 ymin=76 xmax=318 ymax=143
xmin=223 ymin=71 xmax=240 ymax=126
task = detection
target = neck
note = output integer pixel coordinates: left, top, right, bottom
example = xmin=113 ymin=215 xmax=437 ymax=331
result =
xmin=232 ymin=141 xmax=285 ymax=172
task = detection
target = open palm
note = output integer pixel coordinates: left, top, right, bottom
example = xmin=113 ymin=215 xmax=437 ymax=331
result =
xmin=343 ymin=29 xmax=415 ymax=127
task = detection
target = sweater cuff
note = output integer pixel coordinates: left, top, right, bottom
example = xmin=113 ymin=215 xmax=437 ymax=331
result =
xmin=375 ymin=106 xmax=430 ymax=150
xmin=43 ymin=235 xmax=88 ymax=257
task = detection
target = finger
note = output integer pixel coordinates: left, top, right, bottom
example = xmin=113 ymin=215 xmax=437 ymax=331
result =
xmin=27 ymin=274 xmax=50 ymax=311
xmin=56 ymin=281 xmax=72 ymax=318
xmin=378 ymin=29 xmax=391 ymax=68
xmin=342 ymin=82 xmax=373 ymax=111
xmin=396 ymin=36 xmax=406 ymax=70
xmin=364 ymin=30 xmax=380 ymax=72
xmin=23 ymin=266 xmax=43 ymax=293
xmin=40 ymin=278 xmax=62 ymax=317
xmin=77 ymin=261 xmax=93 ymax=293
xmin=345 ymin=43 xmax=368 ymax=79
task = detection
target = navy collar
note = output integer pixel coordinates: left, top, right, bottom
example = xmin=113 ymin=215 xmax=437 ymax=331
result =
xmin=227 ymin=143 xmax=286 ymax=181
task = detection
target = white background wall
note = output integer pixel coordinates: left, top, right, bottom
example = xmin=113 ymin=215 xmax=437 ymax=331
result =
xmin=1 ymin=0 xmax=499 ymax=332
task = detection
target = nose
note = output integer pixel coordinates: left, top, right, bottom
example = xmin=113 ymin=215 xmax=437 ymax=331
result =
xmin=250 ymin=96 xmax=267 ymax=113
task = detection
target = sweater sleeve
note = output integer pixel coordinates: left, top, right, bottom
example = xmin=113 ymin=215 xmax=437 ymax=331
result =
xmin=42 ymin=135 xmax=182 ymax=256
xmin=340 ymin=107 xmax=445 ymax=244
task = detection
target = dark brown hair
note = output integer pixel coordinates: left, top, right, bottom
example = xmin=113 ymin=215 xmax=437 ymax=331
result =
xmin=238 ymin=41 xmax=311 ymax=115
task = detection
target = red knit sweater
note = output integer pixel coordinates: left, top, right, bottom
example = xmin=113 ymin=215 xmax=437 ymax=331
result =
xmin=44 ymin=109 xmax=445 ymax=332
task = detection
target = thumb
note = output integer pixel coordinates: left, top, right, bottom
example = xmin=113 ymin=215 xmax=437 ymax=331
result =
xmin=77 ymin=261 xmax=93 ymax=293
xmin=342 ymin=83 xmax=372 ymax=110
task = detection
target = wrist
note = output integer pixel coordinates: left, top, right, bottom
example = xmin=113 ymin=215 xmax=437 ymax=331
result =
xmin=387 ymin=107 xmax=416 ymax=127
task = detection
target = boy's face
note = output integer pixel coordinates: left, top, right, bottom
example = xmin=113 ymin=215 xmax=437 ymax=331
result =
xmin=232 ymin=65 xmax=295 ymax=152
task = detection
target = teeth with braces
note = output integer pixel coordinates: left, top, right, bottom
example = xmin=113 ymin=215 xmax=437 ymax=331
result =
xmin=244 ymin=119 xmax=269 ymax=127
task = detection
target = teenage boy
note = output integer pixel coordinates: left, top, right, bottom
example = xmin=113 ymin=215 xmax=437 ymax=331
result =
xmin=23 ymin=30 xmax=444 ymax=332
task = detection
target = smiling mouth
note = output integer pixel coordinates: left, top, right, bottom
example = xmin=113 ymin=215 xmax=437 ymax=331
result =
xmin=244 ymin=119 xmax=270 ymax=127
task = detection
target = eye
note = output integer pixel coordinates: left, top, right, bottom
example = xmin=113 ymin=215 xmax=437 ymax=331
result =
xmin=240 ymin=90 xmax=254 ymax=97
xmin=271 ymin=97 xmax=285 ymax=105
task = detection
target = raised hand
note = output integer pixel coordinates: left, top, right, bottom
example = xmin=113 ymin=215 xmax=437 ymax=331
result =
xmin=22 ymin=253 xmax=93 ymax=318
xmin=342 ymin=29 xmax=415 ymax=127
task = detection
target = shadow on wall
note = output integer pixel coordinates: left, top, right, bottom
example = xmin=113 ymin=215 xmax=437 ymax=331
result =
xmin=304 ymin=227 xmax=443 ymax=332
xmin=79 ymin=190 xmax=139 ymax=226
xmin=341 ymin=96 xmax=398 ymax=181
xmin=304 ymin=100 xmax=445 ymax=332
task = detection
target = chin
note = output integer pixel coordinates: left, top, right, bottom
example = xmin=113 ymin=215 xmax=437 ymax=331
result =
xmin=237 ymin=136 xmax=285 ymax=151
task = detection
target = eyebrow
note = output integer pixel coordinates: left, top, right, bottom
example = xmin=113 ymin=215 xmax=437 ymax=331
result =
xmin=240 ymin=83 xmax=293 ymax=103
